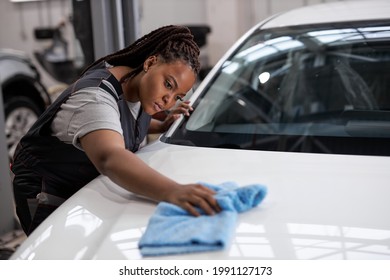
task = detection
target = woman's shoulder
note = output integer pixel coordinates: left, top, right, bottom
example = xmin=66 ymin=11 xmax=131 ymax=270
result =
xmin=69 ymin=87 xmax=119 ymax=108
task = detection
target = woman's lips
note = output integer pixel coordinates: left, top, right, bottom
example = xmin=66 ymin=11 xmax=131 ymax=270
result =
xmin=154 ymin=102 xmax=163 ymax=112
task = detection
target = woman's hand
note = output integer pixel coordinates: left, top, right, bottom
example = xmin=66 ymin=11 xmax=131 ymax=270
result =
xmin=150 ymin=101 xmax=193 ymax=133
xmin=161 ymin=101 xmax=193 ymax=131
xmin=169 ymin=100 xmax=193 ymax=117
xmin=163 ymin=183 xmax=222 ymax=216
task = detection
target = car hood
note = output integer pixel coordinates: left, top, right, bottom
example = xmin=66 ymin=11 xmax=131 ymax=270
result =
xmin=11 ymin=140 xmax=390 ymax=260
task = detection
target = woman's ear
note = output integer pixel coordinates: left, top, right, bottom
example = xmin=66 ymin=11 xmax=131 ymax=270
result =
xmin=144 ymin=55 xmax=158 ymax=72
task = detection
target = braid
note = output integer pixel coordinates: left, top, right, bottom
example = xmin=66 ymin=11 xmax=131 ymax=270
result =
xmin=82 ymin=25 xmax=200 ymax=77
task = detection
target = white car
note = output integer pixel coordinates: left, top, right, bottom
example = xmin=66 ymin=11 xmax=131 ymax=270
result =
xmin=11 ymin=0 xmax=390 ymax=260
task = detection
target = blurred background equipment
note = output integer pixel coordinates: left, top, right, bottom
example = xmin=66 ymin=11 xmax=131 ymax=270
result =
xmin=0 ymin=49 xmax=51 ymax=161
xmin=33 ymin=0 xmax=94 ymax=85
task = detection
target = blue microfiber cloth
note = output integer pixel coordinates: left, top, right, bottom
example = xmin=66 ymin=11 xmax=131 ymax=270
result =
xmin=138 ymin=182 xmax=267 ymax=256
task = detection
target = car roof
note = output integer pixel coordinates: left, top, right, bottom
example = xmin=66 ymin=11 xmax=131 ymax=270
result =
xmin=261 ymin=0 xmax=390 ymax=29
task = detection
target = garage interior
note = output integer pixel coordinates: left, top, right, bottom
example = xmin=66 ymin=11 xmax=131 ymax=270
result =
xmin=0 ymin=0 xmax=363 ymax=259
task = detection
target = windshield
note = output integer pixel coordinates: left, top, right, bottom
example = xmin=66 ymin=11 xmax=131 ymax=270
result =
xmin=164 ymin=20 xmax=390 ymax=156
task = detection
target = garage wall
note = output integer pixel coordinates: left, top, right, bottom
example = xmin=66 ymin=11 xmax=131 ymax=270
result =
xmin=0 ymin=0 xmax=367 ymax=87
xmin=140 ymin=0 xmax=208 ymax=34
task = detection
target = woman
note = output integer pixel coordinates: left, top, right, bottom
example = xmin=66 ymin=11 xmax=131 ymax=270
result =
xmin=12 ymin=25 xmax=220 ymax=235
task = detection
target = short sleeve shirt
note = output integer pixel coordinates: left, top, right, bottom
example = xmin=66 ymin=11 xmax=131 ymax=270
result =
xmin=51 ymin=81 xmax=123 ymax=150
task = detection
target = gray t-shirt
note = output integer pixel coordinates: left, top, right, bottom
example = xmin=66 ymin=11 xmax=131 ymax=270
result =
xmin=51 ymin=80 xmax=141 ymax=150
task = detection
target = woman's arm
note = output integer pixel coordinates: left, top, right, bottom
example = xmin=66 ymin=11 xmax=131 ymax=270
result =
xmin=80 ymin=129 xmax=220 ymax=216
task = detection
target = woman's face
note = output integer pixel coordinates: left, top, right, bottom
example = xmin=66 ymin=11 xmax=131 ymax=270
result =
xmin=136 ymin=56 xmax=196 ymax=115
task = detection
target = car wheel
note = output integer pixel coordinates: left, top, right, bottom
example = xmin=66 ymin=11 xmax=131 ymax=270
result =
xmin=4 ymin=96 xmax=41 ymax=160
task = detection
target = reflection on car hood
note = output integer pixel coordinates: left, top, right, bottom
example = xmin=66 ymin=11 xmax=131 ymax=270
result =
xmin=11 ymin=141 xmax=390 ymax=260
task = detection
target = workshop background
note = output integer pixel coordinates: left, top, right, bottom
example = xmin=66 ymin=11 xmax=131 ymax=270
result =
xmin=0 ymin=0 xmax=368 ymax=259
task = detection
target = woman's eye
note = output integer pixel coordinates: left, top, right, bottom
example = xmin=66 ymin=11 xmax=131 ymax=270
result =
xmin=175 ymin=96 xmax=184 ymax=101
xmin=165 ymin=80 xmax=172 ymax=90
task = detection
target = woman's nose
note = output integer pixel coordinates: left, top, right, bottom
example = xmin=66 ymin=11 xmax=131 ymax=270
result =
xmin=162 ymin=92 xmax=175 ymax=105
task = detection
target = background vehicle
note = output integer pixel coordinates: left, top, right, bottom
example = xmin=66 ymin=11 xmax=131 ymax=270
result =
xmin=0 ymin=49 xmax=51 ymax=160
xmin=11 ymin=1 xmax=390 ymax=260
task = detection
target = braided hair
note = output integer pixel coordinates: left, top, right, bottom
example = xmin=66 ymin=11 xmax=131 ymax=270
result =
xmin=82 ymin=25 xmax=200 ymax=81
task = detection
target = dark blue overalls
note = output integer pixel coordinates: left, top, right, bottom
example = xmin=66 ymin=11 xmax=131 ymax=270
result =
xmin=11 ymin=62 xmax=151 ymax=235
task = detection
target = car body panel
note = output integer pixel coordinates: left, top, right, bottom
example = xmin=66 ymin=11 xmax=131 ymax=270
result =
xmin=11 ymin=141 xmax=390 ymax=260
xmin=10 ymin=0 xmax=390 ymax=260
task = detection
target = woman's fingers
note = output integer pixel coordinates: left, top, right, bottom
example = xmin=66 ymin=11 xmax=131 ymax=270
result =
xmin=170 ymin=101 xmax=193 ymax=116
xmin=182 ymin=202 xmax=201 ymax=217
xmin=185 ymin=185 xmax=221 ymax=215
xmin=167 ymin=184 xmax=222 ymax=216
xmin=193 ymin=196 xmax=216 ymax=215
xmin=203 ymin=193 xmax=222 ymax=213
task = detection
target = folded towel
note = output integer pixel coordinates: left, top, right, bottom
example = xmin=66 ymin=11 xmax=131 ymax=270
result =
xmin=138 ymin=182 xmax=267 ymax=257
